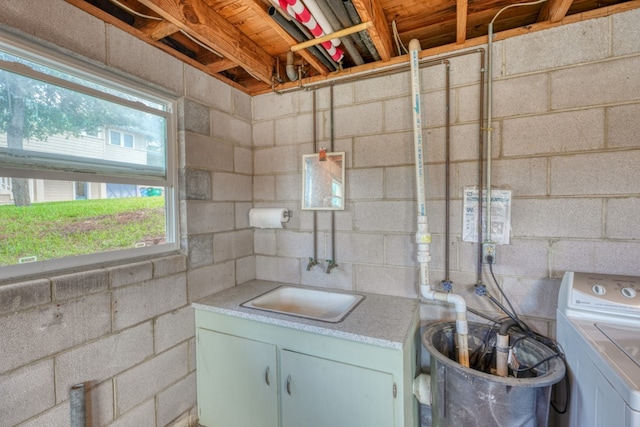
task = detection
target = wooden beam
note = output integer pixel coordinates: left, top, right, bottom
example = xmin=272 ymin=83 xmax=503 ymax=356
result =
xmin=137 ymin=0 xmax=274 ymax=84
xmin=456 ymin=0 xmax=468 ymax=44
xmin=350 ymin=0 xmax=394 ymax=61
xmin=135 ymin=19 xmax=180 ymax=40
xmin=538 ymin=0 xmax=575 ymax=22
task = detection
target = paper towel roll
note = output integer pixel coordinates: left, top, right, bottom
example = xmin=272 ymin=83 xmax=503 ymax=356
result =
xmin=249 ymin=208 xmax=289 ymax=228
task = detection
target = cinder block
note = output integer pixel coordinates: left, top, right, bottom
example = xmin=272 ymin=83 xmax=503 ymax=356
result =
xmin=503 ymin=109 xmax=604 ymax=157
xmin=608 ymin=103 xmax=640 ymax=148
xmin=551 ymin=56 xmax=640 ymax=110
xmin=253 ymin=91 xmax=298 ymax=121
xmin=274 ymin=230 xmax=311 ymax=258
xmin=235 ymin=202 xmax=253 ymax=229
xmin=455 ymin=84 xmax=482 ymax=124
xmin=17 ymin=401 xmax=67 ymax=427
xmin=236 ymin=255 xmax=257 ymax=285
xmin=108 ymin=399 xmax=155 ymax=427
xmin=113 ymin=274 xmax=187 ymax=330
xmin=211 ymin=110 xmax=252 ymax=147
xmin=613 ymin=9 xmax=640 ymax=56
xmin=253 ymin=120 xmax=275 ymax=147
xmin=502 ymin=276 xmax=560 ymax=320
xmin=234 ymin=146 xmax=253 ymax=175
xmin=107 ymin=26 xmax=183 ymax=95
xmin=184 ymin=201 xmax=235 ymax=234
xmin=276 ymin=173 xmax=301 ymax=202
xmin=182 ymin=168 xmax=212 ymax=201
xmin=254 ymin=230 xmax=277 ymax=255
xmin=153 ymin=254 xmax=187 ymax=278
xmin=213 ymin=229 xmax=254 ymax=262
xmin=155 ymin=306 xmax=195 ymax=353
xmin=511 ymin=198 xmax=602 ymax=238
xmin=52 ymin=270 xmax=109 ymax=300
xmin=186 ymin=261 xmax=235 ymax=302
xmin=0 ymin=1 xmax=106 ymax=65
xmin=450 ymin=123 xmax=483 ymax=162
xmin=355 ymin=72 xmax=409 ymax=102
xmin=107 ymin=261 xmax=153 ymax=289
xmin=185 ymin=65 xmax=232 ymax=114
xmin=331 ymin=102 xmax=383 ymax=139
xmin=55 ymin=322 xmax=153 ymax=403
xmin=181 ymin=132 xmax=234 ymax=172
xmin=492 ymin=73 xmax=548 ymax=118
xmin=0 ymin=359 xmax=54 ymax=426
xmin=384 ymin=234 xmax=418 ymax=267
xmin=182 ymin=234 xmax=214 ymax=269
xmin=314 ymin=83 xmax=354 ymax=109
xmin=233 ymin=88 xmax=252 ymax=121
xmin=348 ymin=168 xmax=384 ymax=200
xmin=354 ymin=264 xmax=418 ymax=298
xmin=254 ymin=175 xmax=276 ymax=201
xmin=551 ymin=151 xmax=640 ymax=196
xmin=254 ymin=145 xmax=300 ymax=174
xmin=256 ymin=255 xmax=301 ymax=283
xmin=335 ymin=233 xmax=384 ymax=264
xmin=488 ymin=157 xmax=548 ymax=197
xmin=383 ymin=96 xmax=412 ymax=133
xmin=353 ymin=132 xmax=413 ymax=168
xmin=156 ymin=372 xmax=197 ymax=427
xmin=178 ymin=98 xmax=210 ymax=136
xmin=0 ymin=292 xmax=111 ymax=374
xmin=354 ymin=201 xmax=415 ymax=233
xmin=552 ymin=240 xmax=640 ymax=277
xmin=0 ymin=279 xmax=50 ymax=315
xmin=212 ymin=172 xmax=252 ymax=202
xmin=607 ymin=198 xmax=640 ymax=239
xmin=116 ymin=343 xmax=189 ymax=414
xmin=274 ymin=113 xmax=314 ymax=146
xmin=504 ymin=17 xmax=609 ymax=76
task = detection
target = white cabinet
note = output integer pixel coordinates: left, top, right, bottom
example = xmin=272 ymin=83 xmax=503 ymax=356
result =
xmin=197 ymin=329 xmax=278 ymax=427
xmin=195 ymin=299 xmax=418 ymax=427
xmin=280 ymin=350 xmax=395 ymax=427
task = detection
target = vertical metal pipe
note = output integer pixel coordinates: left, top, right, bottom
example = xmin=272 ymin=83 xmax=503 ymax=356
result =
xmin=313 ymin=90 xmax=318 ymax=264
xmin=477 ymin=50 xmax=486 ymax=285
xmin=330 ymin=84 xmax=336 ymax=268
xmin=70 ymin=383 xmax=86 ymax=427
xmin=444 ymin=61 xmax=451 ymax=281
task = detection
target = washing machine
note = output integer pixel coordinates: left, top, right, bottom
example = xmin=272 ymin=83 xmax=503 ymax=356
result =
xmin=555 ymin=271 xmax=640 ymax=427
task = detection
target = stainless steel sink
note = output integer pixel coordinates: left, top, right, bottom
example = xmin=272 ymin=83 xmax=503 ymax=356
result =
xmin=241 ymin=286 xmax=365 ymax=323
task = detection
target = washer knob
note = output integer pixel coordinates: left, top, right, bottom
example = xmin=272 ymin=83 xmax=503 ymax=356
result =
xmin=592 ymin=284 xmax=606 ymax=296
xmin=621 ymin=287 xmax=637 ymax=299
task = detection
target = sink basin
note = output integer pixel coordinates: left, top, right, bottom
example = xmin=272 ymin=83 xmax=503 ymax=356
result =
xmin=241 ymin=286 xmax=365 ymax=323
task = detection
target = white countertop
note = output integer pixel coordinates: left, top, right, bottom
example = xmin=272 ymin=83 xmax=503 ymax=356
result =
xmin=192 ymin=280 xmax=420 ymax=350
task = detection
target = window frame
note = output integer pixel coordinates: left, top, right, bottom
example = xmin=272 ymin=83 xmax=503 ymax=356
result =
xmin=0 ymin=30 xmax=179 ymax=280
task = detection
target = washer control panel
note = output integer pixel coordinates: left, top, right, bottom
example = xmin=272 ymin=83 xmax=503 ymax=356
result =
xmin=569 ymin=272 xmax=640 ymax=315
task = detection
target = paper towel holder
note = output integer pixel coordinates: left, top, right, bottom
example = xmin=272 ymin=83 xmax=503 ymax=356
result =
xmin=283 ymin=210 xmax=293 ymax=220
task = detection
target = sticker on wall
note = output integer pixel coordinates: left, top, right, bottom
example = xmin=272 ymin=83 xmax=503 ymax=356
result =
xmin=462 ymin=187 xmax=512 ymax=245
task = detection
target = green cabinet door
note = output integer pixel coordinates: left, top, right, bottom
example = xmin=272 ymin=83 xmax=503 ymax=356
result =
xmin=196 ymin=329 xmax=278 ymax=427
xmin=281 ymin=349 xmax=395 ymax=427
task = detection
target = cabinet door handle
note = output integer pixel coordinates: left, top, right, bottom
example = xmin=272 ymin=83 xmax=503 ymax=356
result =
xmin=265 ymin=367 xmax=271 ymax=386
xmin=286 ymin=375 xmax=292 ymax=395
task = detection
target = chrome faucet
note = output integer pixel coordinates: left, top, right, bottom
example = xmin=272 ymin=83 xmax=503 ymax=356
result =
xmin=306 ymin=257 xmax=319 ymax=271
xmin=326 ymin=260 xmax=338 ymax=274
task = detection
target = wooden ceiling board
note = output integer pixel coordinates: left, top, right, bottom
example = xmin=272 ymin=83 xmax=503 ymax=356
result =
xmin=65 ymin=0 xmax=640 ymax=95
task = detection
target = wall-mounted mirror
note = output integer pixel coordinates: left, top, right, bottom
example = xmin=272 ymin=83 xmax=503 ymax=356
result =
xmin=301 ymin=152 xmax=345 ymax=210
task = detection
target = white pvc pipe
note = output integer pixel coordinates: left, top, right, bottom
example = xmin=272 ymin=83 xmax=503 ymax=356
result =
xmin=410 ymin=39 xmax=470 ymax=369
xmin=420 ymin=287 xmax=470 ymax=368
xmin=413 ymin=373 xmax=431 ymax=405
xmin=496 ymin=333 xmax=509 ymax=377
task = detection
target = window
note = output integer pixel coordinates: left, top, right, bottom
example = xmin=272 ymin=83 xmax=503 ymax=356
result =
xmin=0 ymin=31 xmax=178 ymax=279
xmin=109 ymin=130 xmax=134 ymax=148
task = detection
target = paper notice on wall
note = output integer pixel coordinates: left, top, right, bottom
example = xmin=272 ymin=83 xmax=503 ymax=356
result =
xmin=462 ymin=187 xmax=512 ymax=245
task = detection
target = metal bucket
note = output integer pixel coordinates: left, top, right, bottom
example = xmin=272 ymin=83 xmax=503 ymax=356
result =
xmin=422 ymin=321 xmax=565 ymax=427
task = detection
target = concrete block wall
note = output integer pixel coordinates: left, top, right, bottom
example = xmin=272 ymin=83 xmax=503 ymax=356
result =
xmin=252 ymin=7 xmax=640 ymax=335
xmin=0 ymin=0 xmax=253 ymax=425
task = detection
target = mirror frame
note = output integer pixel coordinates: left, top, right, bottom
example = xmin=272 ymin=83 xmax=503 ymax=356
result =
xmin=301 ymin=151 xmax=346 ymax=211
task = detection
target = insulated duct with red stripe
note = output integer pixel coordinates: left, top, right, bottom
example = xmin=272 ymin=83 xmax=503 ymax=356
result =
xmin=279 ymin=0 xmax=344 ymax=62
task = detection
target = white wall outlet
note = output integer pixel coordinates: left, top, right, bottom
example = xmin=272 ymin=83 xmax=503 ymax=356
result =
xmin=482 ymin=243 xmax=496 ymax=264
